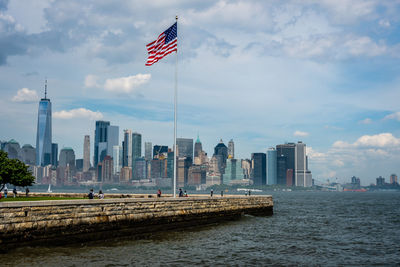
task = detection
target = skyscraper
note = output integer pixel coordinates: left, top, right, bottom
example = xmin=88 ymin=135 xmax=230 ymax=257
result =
xmin=276 ymin=154 xmax=287 ymax=185
xmin=132 ymin=132 xmax=142 ymax=163
xmin=51 ymin=143 xmax=58 ymax=167
xmin=228 ymin=139 xmax=234 ymax=159
xmin=36 ymin=81 xmax=52 ymax=166
xmin=177 ymin=138 xmax=193 ymax=159
xmin=21 ymin=144 xmax=36 ymax=165
xmin=59 ymin=147 xmax=75 ymax=168
xmin=267 ymin=147 xmax=277 ymax=185
xmin=251 ymin=153 xmax=266 ymax=186
xmin=194 ymin=135 xmax=202 ymax=158
xmin=94 ymin=121 xmax=110 ymax=168
xmin=295 ymin=141 xmax=308 ymax=187
xmin=107 ymin=125 xmax=119 ymax=157
xmin=122 ymin=129 xmax=132 ymax=167
xmin=83 ymin=135 xmax=90 ymax=172
xmin=276 ymin=143 xmax=296 ymax=185
xmin=112 ymin=145 xmax=122 ymax=175
xmin=144 ymin=142 xmax=152 ymax=160
xmin=153 ymin=145 xmax=168 ymax=159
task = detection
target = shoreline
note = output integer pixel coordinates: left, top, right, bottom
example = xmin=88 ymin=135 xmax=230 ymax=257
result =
xmin=0 ymin=194 xmax=273 ymax=252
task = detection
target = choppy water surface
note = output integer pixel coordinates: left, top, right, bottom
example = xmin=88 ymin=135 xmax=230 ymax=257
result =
xmin=7 ymin=191 xmax=400 ymax=266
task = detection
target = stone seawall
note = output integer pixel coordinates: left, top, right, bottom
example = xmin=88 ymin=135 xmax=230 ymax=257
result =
xmin=0 ymin=195 xmax=273 ymax=251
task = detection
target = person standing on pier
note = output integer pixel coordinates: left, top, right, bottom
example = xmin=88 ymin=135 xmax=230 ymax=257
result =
xmin=157 ymin=189 xmax=162 ymax=197
xmin=210 ymin=189 xmax=213 ymax=197
xmin=88 ymin=189 xmax=94 ymax=199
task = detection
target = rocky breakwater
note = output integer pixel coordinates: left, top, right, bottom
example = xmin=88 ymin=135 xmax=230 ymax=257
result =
xmin=0 ymin=195 xmax=273 ymax=251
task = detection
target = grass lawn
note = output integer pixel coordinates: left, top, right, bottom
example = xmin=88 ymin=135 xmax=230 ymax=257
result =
xmin=0 ymin=196 xmax=84 ymax=202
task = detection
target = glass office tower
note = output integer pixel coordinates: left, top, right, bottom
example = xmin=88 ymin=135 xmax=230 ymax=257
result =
xmin=36 ymin=87 xmax=52 ymax=166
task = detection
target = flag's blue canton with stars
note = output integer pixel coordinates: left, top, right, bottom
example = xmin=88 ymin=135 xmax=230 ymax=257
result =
xmin=146 ymin=22 xmax=177 ymax=66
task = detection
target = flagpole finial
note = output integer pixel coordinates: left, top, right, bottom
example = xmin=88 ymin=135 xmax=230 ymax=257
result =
xmin=176 ymin=15 xmax=178 ymax=21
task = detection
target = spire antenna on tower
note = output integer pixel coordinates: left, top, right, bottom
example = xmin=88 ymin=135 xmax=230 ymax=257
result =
xmin=44 ymin=78 xmax=48 ymax=99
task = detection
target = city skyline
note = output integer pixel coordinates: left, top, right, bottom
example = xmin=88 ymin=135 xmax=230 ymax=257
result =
xmin=1 ymin=1 xmax=400 ymax=184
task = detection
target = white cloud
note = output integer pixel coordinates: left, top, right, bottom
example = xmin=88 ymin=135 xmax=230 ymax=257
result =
xmin=12 ymin=88 xmax=39 ymax=102
xmin=379 ymin=19 xmax=391 ymax=28
xmin=343 ymin=36 xmax=386 ymax=57
xmin=84 ymin=73 xmax=151 ymax=94
xmin=294 ymin=130 xmax=309 ymax=137
xmin=384 ymin=112 xmax=400 ymax=121
xmin=359 ymin=118 xmax=372 ymax=124
xmin=84 ymin=74 xmax=100 ymax=88
xmin=354 ymin=133 xmax=400 ymax=148
xmin=307 ymin=147 xmax=325 ymax=159
xmin=333 ymin=133 xmax=400 ymax=148
xmin=104 ymin=74 xmax=151 ymax=94
xmin=53 ymin=108 xmax=103 ymax=120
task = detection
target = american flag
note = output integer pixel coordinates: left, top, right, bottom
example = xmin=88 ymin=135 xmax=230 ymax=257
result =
xmin=146 ymin=22 xmax=177 ymax=66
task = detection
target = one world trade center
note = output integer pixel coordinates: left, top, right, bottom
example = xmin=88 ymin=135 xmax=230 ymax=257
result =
xmin=36 ymin=80 xmax=52 ymax=166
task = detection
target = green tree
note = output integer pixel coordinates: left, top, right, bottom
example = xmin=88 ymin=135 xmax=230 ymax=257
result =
xmin=0 ymin=151 xmax=35 ymax=191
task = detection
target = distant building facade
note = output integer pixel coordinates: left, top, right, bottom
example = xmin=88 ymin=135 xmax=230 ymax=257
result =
xmin=83 ymin=135 xmax=90 ymax=172
xmin=267 ymin=147 xmax=277 ymax=185
xmin=177 ymin=138 xmax=193 ymax=159
xmin=251 ymin=153 xmax=266 ymax=186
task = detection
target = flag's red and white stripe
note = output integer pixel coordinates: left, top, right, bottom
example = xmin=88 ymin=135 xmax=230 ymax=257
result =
xmin=146 ymin=33 xmax=177 ymax=66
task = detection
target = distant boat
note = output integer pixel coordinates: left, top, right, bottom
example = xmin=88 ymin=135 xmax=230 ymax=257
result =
xmin=237 ymin=188 xmax=262 ymax=192
xmin=47 ymin=184 xmax=52 ymax=193
xmin=343 ymin=188 xmax=367 ymax=192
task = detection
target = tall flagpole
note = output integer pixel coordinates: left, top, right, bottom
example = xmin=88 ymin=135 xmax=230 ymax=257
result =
xmin=173 ymin=15 xmax=178 ymax=198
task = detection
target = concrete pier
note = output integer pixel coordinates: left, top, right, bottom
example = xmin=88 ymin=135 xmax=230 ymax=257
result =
xmin=0 ymin=195 xmax=273 ymax=251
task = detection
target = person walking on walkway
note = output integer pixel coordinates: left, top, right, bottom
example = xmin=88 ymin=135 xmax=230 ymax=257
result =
xmin=210 ymin=189 xmax=214 ymax=197
xmin=178 ymin=188 xmax=183 ymax=197
xmin=13 ymin=187 xmax=17 ymax=198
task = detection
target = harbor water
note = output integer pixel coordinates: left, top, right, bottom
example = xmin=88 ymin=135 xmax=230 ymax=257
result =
xmin=5 ymin=191 xmax=400 ymax=266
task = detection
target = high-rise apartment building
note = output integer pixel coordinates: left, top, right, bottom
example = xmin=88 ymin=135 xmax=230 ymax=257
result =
xmin=83 ymin=135 xmax=90 ymax=172
xmin=177 ymin=138 xmax=193 ymax=159
xmin=144 ymin=142 xmax=152 ymax=160
xmin=267 ymin=147 xmax=277 ymax=185
xmin=122 ymin=130 xmax=132 ymax=167
xmin=228 ymin=139 xmax=234 ymax=159
xmin=36 ymin=81 xmax=52 ymax=166
xmin=251 ymin=153 xmax=266 ymax=186
xmin=94 ymin=121 xmax=110 ymax=168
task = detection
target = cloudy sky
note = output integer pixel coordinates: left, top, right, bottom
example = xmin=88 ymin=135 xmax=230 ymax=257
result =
xmin=1 ymin=0 xmax=400 ymax=185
